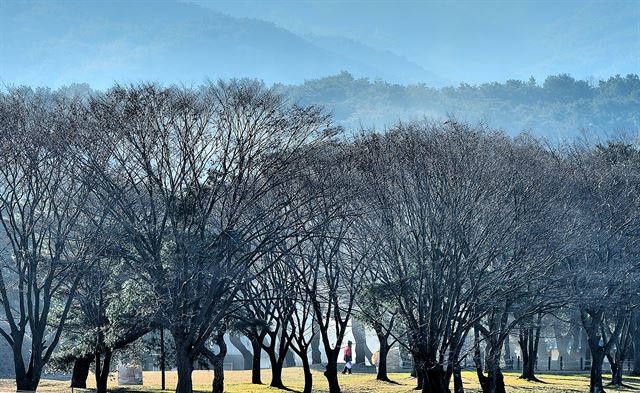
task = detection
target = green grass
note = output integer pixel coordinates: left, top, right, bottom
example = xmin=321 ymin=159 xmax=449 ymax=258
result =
xmin=1 ymin=368 xmax=639 ymax=392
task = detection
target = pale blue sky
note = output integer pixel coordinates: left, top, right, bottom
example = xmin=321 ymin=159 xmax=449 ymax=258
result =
xmin=200 ymin=0 xmax=640 ymax=83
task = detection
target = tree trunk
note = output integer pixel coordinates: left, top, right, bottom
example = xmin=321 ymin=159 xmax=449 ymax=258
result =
xmin=521 ymin=348 xmax=537 ymax=381
xmin=250 ymin=337 xmax=262 ymax=384
xmin=453 ymin=365 xmax=464 ymax=393
xmin=375 ymin=332 xmax=391 ymax=382
xmin=608 ymin=358 xmax=623 ymax=386
xmin=582 ymin=330 xmax=592 ymax=363
xmin=95 ymin=348 xmax=112 ymax=393
xmin=212 ymin=359 xmax=225 ymax=393
xmin=311 ymin=322 xmax=322 ymax=364
xmin=15 ymin=371 xmax=41 ymax=392
xmin=300 ymin=351 xmax=313 ymax=393
xmin=325 ymin=362 xmax=341 ymax=393
xmin=266 ymin=349 xmax=285 ymax=389
xmin=324 ymin=349 xmax=341 ymax=393
xmin=518 ymin=317 xmax=541 ymax=382
xmin=420 ymin=361 xmax=449 ymax=393
xmin=270 ymin=362 xmax=285 ymax=389
xmin=284 ymin=349 xmax=296 ymax=367
xmin=174 ymin=343 xmax=194 ymax=393
xmin=589 ymin=347 xmax=606 ymax=393
xmin=211 ymin=329 xmax=228 ymax=393
xmin=15 ymin=352 xmax=42 ymax=392
xmin=352 ymin=318 xmax=372 ymax=364
xmin=474 ymin=330 xmax=505 ymax=393
xmin=444 ymin=329 xmax=467 ymax=391
xmin=476 ymin=363 xmax=505 ymax=393
xmin=413 ymin=354 xmax=423 ymax=390
xmin=484 ymin=354 xmax=506 ymax=393
xmin=160 ymin=327 xmax=166 ymax=391
xmin=503 ymin=335 xmax=512 ymax=369
xmin=70 ymin=354 xmax=93 ymax=388
xmin=16 ymin=374 xmax=40 ymax=392
xmin=633 ymin=311 xmax=640 ymax=376
xmin=229 ymin=335 xmax=252 ymax=370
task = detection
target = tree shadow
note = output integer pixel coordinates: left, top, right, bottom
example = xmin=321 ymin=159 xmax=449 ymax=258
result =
xmin=518 ymin=375 xmax=548 ymax=384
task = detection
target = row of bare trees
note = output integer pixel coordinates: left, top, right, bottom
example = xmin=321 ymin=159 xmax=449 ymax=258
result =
xmin=0 ymin=82 xmax=638 ymax=393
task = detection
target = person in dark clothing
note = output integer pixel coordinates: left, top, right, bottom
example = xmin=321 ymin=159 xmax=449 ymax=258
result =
xmin=342 ymin=341 xmax=353 ymax=374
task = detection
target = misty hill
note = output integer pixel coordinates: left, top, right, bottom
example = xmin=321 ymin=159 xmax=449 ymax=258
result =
xmin=280 ymin=72 xmax=640 ymax=140
xmin=0 ymin=0 xmax=445 ymax=89
xmin=303 ymin=34 xmax=445 ymax=86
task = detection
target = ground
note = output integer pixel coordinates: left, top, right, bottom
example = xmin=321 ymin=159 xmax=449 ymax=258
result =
xmin=1 ymin=369 xmax=639 ymax=393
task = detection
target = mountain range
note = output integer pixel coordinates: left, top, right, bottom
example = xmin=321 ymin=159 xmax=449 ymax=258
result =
xmin=0 ymin=0 xmax=446 ymax=89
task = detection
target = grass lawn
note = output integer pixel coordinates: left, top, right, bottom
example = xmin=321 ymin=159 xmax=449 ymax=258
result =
xmin=1 ymin=368 xmax=639 ymax=392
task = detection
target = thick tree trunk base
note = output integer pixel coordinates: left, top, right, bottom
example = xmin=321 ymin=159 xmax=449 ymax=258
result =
xmin=175 ymin=356 xmax=194 ymax=393
xmin=588 ymin=351 xmax=606 ymax=393
xmin=414 ymin=368 xmax=423 ymax=391
xmin=301 ymin=357 xmax=313 ymax=393
xmin=70 ymin=355 xmax=93 ymax=388
xmin=375 ymin=338 xmax=393 ymax=383
xmin=420 ymin=363 xmax=449 ymax=393
xmin=16 ymin=378 xmax=40 ymax=392
xmin=453 ymin=368 xmax=464 ymax=393
xmin=477 ymin=368 xmax=506 ymax=393
xmin=94 ymin=348 xmax=113 ymax=393
xmin=15 ymin=368 xmax=42 ymax=392
xmin=519 ymin=368 xmax=544 ymax=383
xmin=251 ymin=339 xmax=262 ymax=384
xmin=269 ymin=364 xmax=286 ymax=389
xmin=96 ymin=376 xmax=108 ymax=393
xmin=324 ymin=361 xmax=341 ymax=393
xmin=213 ymin=363 xmax=225 ymax=393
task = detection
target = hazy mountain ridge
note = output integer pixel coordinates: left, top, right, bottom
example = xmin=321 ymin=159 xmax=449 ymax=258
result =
xmin=303 ymin=34 xmax=448 ymax=86
xmin=0 ymin=0 xmax=445 ymax=88
xmin=1 ymin=1 xmax=636 ymax=140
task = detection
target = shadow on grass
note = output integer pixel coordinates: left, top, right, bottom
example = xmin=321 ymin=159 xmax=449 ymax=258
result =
xmin=518 ymin=375 xmax=548 ymax=384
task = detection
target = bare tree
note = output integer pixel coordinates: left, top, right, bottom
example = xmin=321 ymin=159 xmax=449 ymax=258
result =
xmin=85 ymin=81 xmax=334 ymax=393
xmin=352 ymin=123 xmax=571 ymax=393
xmin=355 ymin=282 xmax=398 ymax=382
xmin=250 ymin=258 xmax=296 ymax=389
xmin=472 ymin=134 xmax=570 ymax=393
xmin=290 ymin=141 xmax=369 ymax=393
xmin=0 ymin=88 xmax=105 ymax=391
xmin=517 ymin=312 xmax=543 ymax=381
xmin=566 ymin=141 xmax=640 ymax=393
xmin=284 ymin=262 xmax=317 ymax=393
xmin=632 ymin=311 xmax=640 ymax=376
xmin=353 ymin=124 xmax=513 ymax=393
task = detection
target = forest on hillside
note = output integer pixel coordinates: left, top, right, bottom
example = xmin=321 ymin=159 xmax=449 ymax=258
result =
xmin=281 ymin=72 xmax=640 ymax=140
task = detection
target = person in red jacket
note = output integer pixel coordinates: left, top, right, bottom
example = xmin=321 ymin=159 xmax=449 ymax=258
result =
xmin=342 ymin=341 xmax=353 ymax=374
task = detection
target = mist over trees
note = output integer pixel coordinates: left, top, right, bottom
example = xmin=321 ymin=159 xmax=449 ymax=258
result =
xmin=281 ymin=72 xmax=640 ymax=139
xmin=0 ymin=81 xmax=638 ymax=393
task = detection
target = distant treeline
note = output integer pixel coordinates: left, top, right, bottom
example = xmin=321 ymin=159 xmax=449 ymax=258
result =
xmin=279 ymin=71 xmax=640 ymax=140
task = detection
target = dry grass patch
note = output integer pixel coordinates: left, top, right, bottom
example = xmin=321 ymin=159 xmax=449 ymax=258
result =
xmin=0 ymin=369 xmax=639 ymax=392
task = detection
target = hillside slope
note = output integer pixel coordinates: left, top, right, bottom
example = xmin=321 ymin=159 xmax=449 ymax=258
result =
xmin=0 ymin=0 xmax=445 ymax=88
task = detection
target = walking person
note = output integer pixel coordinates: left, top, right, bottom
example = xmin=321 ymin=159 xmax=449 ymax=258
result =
xmin=342 ymin=341 xmax=353 ymax=374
